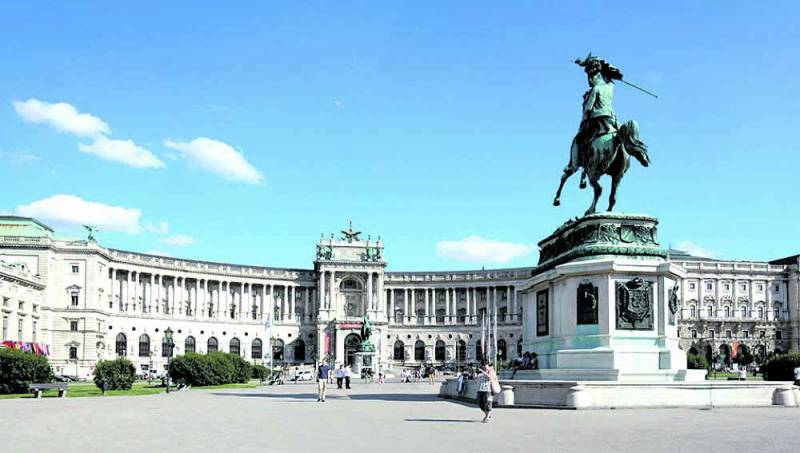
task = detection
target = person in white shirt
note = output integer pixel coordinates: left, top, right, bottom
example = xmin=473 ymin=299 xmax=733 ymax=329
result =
xmin=793 ymin=366 xmax=800 ymax=386
xmin=344 ymin=365 xmax=352 ymax=389
xmin=336 ymin=365 xmax=345 ymax=389
xmin=738 ymin=367 xmax=747 ymax=381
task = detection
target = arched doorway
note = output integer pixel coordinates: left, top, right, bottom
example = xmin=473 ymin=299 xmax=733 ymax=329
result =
xmin=344 ymin=333 xmax=361 ymax=366
xmin=497 ymin=339 xmax=507 ymax=362
xmin=393 ymin=340 xmax=405 ymax=360
xmin=719 ymin=344 xmax=732 ymax=366
xmin=294 ymin=339 xmax=306 ymax=362
xmin=434 ymin=340 xmax=445 ymax=362
xmin=688 ymin=346 xmax=698 ymax=356
xmin=272 ymin=339 xmax=285 ymax=361
xmin=414 ymin=340 xmax=425 ymax=362
xmin=456 ymin=340 xmax=467 ymax=362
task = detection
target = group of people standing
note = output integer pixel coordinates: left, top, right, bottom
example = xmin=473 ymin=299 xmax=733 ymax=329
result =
xmin=314 ymin=363 xmax=358 ymax=402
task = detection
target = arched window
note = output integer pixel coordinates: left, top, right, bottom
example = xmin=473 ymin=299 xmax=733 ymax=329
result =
xmin=456 ymin=340 xmax=467 ymax=362
xmin=185 ymin=336 xmax=196 ymax=354
xmin=162 ymin=336 xmax=173 ymax=358
xmin=757 ymin=305 xmax=764 ymax=320
xmin=115 ymin=333 xmax=127 ymax=357
xmin=207 ymin=337 xmax=218 ymax=353
xmin=689 ymin=305 xmax=696 ymax=318
xmin=434 ymin=340 xmax=445 ymax=361
xmin=724 ymin=306 xmax=731 ymax=318
xmin=229 ymin=338 xmax=241 ymax=356
xmin=414 ymin=340 xmax=425 ymax=361
xmin=272 ymin=339 xmax=285 ymax=361
xmin=294 ymin=339 xmax=306 ymax=362
xmin=773 ymin=303 xmax=781 ymax=320
xmin=393 ymin=340 xmax=405 ymax=360
xmin=707 ymin=305 xmax=714 ymax=318
xmin=251 ymin=338 xmax=262 ymax=359
xmin=740 ymin=306 xmax=748 ymax=318
xmin=138 ymin=334 xmax=150 ymax=357
xmin=497 ymin=339 xmax=507 ymax=361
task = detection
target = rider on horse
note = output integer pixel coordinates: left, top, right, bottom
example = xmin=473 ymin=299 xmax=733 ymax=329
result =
xmin=570 ymin=54 xmax=623 ymax=188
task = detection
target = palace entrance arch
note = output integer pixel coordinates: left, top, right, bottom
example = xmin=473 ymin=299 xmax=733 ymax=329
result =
xmin=344 ymin=333 xmax=361 ymax=367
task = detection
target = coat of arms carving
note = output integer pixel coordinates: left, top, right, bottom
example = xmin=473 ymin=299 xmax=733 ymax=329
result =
xmin=668 ymin=283 xmax=679 ymax=325
xmin=616 ymin=277 xmax=653 ymax=330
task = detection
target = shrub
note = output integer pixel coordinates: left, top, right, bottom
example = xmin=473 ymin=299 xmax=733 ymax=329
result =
xmin=251 ymin=364 xmax=269 ymax=380
xmin=0 ymin=349 xmax=54 ymax=394
xmin=764 ymin=353 xmax=800 ymax=381
xmin=169 ymin=352 xmax=251 ymax=386
xmin=687 ymin=352 xmax=709 ymax=370
xmin=93 ymin=357 xmax=136 ymax=391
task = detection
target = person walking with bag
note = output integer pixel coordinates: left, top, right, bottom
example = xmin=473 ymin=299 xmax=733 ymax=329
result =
xmin=476 ymin=359 xmax=499 ymax=423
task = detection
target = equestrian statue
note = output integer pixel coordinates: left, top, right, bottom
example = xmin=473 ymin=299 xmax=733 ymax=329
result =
xmin=553 ymin=54 xmax=652 ymax=216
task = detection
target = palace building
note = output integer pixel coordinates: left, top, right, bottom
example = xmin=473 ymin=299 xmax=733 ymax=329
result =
xmin=0 ymin=215 xmax=797 ymax=378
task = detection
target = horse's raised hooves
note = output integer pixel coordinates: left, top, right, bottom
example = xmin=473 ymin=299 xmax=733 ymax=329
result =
xmin=579 ymin=181 xmax=587 ymax=189
xmin=553 ymin=199 xmax=561 ymax=207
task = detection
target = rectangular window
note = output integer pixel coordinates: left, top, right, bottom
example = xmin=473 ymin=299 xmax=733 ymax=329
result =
xmin=69 ymin=346 xmax=78 ymax=360
xmin=776 ymin=331 xmax=783 ymax=340
xmin=691 ymin=329 xmax=698 ymax=338
xmin=71 ymin=294 xmax=79 ymax=306
xmin=18 ymin=301 xmax=24 ymax=310
xmin=759 ymin=330 xmax=765 ymax=338
xmin=775 ymin=284 xmax=780 ymax=293
xmin=709 ymin=330 xmax=715 ymax=339
xmin=743 ymin=330 xmax=749 ymax=339
xmin=71 ymin=265 xmax=79 ymax=273
xmin=740 ymin=282 xmax=747 ymax=291
xmin=2 ymin=297 xmax=8 ymax=307
xmin=706 ymin=282 xmax=713 ymax=291
xmin=70 ymin=321 xmax=78 ymax=332
xmin=726 ymin=330 xmax=732 ymax=339
xmin=18 ymin=319 xmax=23 ymax=339
xmin=723 ymin=283 xmax=730 ymax=291
xmin=689 ymin=282 xmax=696 ymax=291
xmin=32 ymin=304 xmax=37 ymax=312
xmin=757 ymin=284 xmax=764 ymax=292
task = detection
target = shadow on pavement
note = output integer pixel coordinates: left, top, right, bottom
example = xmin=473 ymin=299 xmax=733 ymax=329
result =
xmin=404 ymin=418 xmax=477 ymax=423
xmin=209 ymin=392 xmax=441 ymax=402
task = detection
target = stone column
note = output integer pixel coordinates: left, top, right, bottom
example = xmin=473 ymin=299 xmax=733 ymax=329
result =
xmin=366 ymin=272 xmax=373 ymax=312
xmin=423 ymin=288 xmax=430 ymax=325
xmin=319 ymin=271 xmax=326 ymax=310
xmin=466 ymin=287 xmax=471 ymax=323
xmin=123 ymin=271 xmax=130 ymax=311
xmin=111 ymin=269 xmax=117 ymax=309
xmin=389 ymin=289 xmax=395 ymax=323
xmin=330 ymin=271 xmax=336 ymax=310
xmin=304 ymin=287 xmax=310 ymax=322
xmin=506 ymin=286 xmax=512 ymax=322
xmin=283 ymin=285 xmax=289 ymax=321
xmin=411 ymin=289 xmax=416 ymax=323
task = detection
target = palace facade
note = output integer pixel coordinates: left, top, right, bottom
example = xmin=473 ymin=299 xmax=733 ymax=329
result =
xmin=0 ymin=216 xmax=797 ymax=378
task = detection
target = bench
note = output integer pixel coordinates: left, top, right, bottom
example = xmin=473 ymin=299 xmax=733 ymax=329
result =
xmin=28 ymin=383 xmax=68 ymax=398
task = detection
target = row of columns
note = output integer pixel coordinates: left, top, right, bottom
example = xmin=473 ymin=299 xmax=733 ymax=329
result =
xmin=385 ymin=286 xmax=519 ymax=325
xmin=109 ymin=268 xmax=315 ymax=323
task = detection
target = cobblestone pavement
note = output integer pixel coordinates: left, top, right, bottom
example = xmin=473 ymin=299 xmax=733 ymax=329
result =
xmin=3 ymin=381 xmax=800 ymax=453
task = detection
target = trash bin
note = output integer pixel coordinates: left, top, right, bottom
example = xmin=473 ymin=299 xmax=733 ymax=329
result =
xmin=497 ymin=385 xmax=514 ymax=406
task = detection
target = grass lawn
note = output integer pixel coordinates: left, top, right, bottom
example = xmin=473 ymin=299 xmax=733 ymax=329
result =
xmin=0 ymin=380 xmax=258 ymax=399
xmin=707 ymin=371 xmax=764 ymax=381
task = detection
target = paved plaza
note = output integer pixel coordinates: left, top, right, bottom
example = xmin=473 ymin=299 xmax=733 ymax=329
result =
xmin=3 ymin=381 xmax=800 ymax=452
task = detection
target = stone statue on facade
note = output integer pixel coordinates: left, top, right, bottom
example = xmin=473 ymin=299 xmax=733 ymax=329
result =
xmin=553 ymin=53 xmax=652 ymax=216
xmin=83 ymin=224 xmax=98 ymax=242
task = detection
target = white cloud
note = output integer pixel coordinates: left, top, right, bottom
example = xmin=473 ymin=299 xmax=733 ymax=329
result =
xmin=146 ymin=250 xmax=172 ymax=257
xmin=0 ymin=149 xmax=40 ymax=164
xmin=164 ymin=137 xmax=263 ymax=184
xmin=145 ymin=221 xmax=169 ymax=235
xmin=13 ymin=99 xmax=110 ymax=138
xmin=78 ymin=136 xmax=164 ymax=169
xmin=14 ymin=194 xmax=141 ymax=234
xmin=160 ymin=234 xmax=195 ymax=247
xmin=675 ymin=240 xmax=718 ymax=259
xmin=436 ymin=236 xmax=532 ymax=263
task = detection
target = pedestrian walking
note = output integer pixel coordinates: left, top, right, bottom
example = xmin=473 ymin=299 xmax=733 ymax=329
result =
xmin=476 ymin=359 xmax=499 ymax=423
xmin=317 ymin=362 xmax=330 ymax=402
xmin=345 ymin=365 xmax=352 ymax=389
xmin=427 ymin=364 xmax=435 ymax=385
xmin=336 ymin=364 xmax=345 ymax=389
xmin=378 ymin=371 xmax=385 ymax=384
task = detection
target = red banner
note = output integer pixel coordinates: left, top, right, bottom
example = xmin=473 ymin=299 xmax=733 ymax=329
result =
xmin=337 ymin=323 xmax=362 ymax=330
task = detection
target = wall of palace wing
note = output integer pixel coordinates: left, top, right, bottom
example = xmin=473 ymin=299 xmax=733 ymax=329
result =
xmin=0 ymin=216 xmax=798 ymax=378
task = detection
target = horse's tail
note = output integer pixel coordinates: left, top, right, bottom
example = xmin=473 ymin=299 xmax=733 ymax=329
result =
xmin=619 ymin=120 xmax=650 ymax=167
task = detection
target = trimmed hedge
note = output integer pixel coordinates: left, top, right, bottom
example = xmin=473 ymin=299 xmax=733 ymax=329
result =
xmin=94 ymin=357 xmax=137 ymax=391
xmin=687 ymin=352 xmax=710 ymax=370
xmin=0 ymin=349 xmax=54 ymax=394
xmin=764 ymin=353 xmax=800 ymax=381
xmin=251 ymin=364 xmax=269 ymax=380
xmin=169 ymin=352 xmax=251 ymax=386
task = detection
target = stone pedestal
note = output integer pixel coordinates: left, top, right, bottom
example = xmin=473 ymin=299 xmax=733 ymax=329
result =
xmin=353 ymin=351 xmax=374 ymax=375
xmin=521 ymin=213 xmax=692 ymax=381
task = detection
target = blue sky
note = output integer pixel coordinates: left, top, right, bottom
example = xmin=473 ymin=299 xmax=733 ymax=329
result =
xmin=1 ymin=1 xmax=798 ymax=270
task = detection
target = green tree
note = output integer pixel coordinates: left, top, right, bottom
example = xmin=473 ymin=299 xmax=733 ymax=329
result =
xmin=0 ymin=349 xmax=53 ymax=394
xmin=93 ymin=357 xmax=136 ymax=391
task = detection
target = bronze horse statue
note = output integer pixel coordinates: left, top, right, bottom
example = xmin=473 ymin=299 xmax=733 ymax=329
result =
xmin=553 ymin=119 xmax=650 ymax=216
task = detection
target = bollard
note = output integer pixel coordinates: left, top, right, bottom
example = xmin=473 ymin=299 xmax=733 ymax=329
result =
xmin=497 ymin=385 xmax=514 ymax=406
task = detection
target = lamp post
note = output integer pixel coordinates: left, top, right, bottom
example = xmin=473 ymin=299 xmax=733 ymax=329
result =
xmin=164 ymin=327 xmax=174 ymax=394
